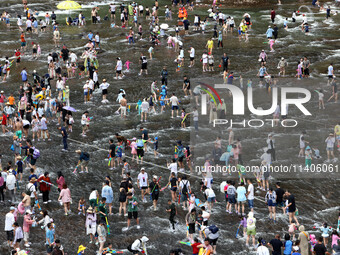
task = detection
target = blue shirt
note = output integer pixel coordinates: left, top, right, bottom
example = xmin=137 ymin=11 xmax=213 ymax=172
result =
xmin=21 ymin=70 xmax=27 ymax=81
xmin=88 ymin=33 xmax=93 ymax=41
xmin=284 ymin=240 xmax=293 ymax=255
xmin=266 ymin=28 xmax=274 ymax=38
xmin=46 ymin=229 xmax=55 ymax=245
xmin=259 ymin=67 xmax=267 ymax=76
xmin=236 ymin=186 xmax=247 ymax=202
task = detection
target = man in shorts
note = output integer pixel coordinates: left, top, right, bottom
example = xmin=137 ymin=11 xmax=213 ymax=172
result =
xmin=120 ymin=94 xmax=127 ymax=119
xmin=124 ymin=192 xmax=140 ymax=231
xmin=169 ymin=93 xmax=179 ymax=118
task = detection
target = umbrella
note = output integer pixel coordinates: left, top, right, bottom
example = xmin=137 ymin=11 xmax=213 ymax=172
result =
xmin=63 ymin=106 xmax=77 ymax=112
xmin=57 ymin=0 xmax=82 ymax=10
xmin=160 ymin=23 xmax=169 ymax=30
xmin=243 ymin=13 xmax=251 ymax=18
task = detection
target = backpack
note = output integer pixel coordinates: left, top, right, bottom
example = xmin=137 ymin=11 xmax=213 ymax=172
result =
xmin=181 ymin=180 xmax=188 ymax=195
xmin=33 ymin=148 xmax=40 ymax=159
xmin=177 ymin=145 xmax=184 ymax=158
xmin=136 ymin=139 xmax=144 ymax=147
xmin=209 ymin=225 xmax=219 ymax=234
xmin=83 ymin=152 xmax=90 ymax=160
xmin=25 ymin=183 xmax=34 ymax=196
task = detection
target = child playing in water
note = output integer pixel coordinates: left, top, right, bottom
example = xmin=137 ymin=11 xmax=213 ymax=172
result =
xmin=136 ymin=99 xmax=142 ymax=115
xmin=181 ymin=108 xmax=186 ymax=128
xmin=124 ymin=60 xmax=131 ymax=72
xmin=148 ymin=46 xmax=154 ymax=60
xmin=312 ymin=147 xmax=321 ymax=159
xmin=319 ymin=222 xmax=332 ymax=246
xmin=189 ymin=193 xmax=196 ymax=211
xmin=310 ymin=234 xmax=317 ymax=252
xmin=289 ymin=223 xmax=297 ymax=240
xmin=315 ymin=89 xmax=325 ymax=109
xmin=305 ymin=146 xmax=312 ymax=169
xmin=269 ymin=39 xmax=275 ymax=52
xmin=122 ymin=159 xmax=130 ymax=176
xmin=130 ymin=138 xmax=137 ymax=161
xmin=78 ymin=197 xmax=86 ymax=216
xmin=238 ymin=215 xmax=247 ymax=238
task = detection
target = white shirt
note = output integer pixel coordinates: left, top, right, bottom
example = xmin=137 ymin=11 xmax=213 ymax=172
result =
xmin=81 ymin=114 xmax=87 ymax=125
xmin=88 ymin=80 xmax=94 ymax=90
xmin=26 ymin=183 xmax=36 ymax=198
xmin=179 ymin=180 xmax=190 ymax=190
xmin=56 ymin=80 xmax=64 ymax=90
xmin=89 ymin=190 xmax=97 ymax=200
xmin=205 ymin=188 xmax=216 ymax=198
xmin=202 ymin=54 xmax=208 ymax=64
xmin=26 ymin=19 xmax=32 ymax=28
xmin=110 ymin=5 xmax=116 ymax=12
xmin=247 ymin=183 xmax=254 ymax=200
xmin=261 ymin=153 xmax=271 ymax=165
xmin=256 ymin=246 xmax=270 ymax=255
xmin=93 ymin=72 xmax=98 ymax=83
xmin=202 ymin=210 xmax=210 ymax=222
xmin=99 ymin=82 xmax=110 ymax=90
xmin=116 ymin=60 xmax=123 ymax=71
xmin=169 ymin=96 xmax=179 ymax=106
xmin=47 ymin=55 xmax=53 ymax=64
xmin=83 ymin=84 xmax=89 ymax=92
xmin=5 ymin=212 xmax=15 ymax=231
xmin=137 ymin=172 xmax=148 ymax=187
xmin=139 ymin=5 xmax=143 ymax=11
xmin=70 ymin=53 xmax=77 ymax=63
xmin=190 ymin=48 xmax=195 ymax=58
xmin=141 ymin=101 xmax=149 ymax=111
xmin=6 ymin=173 xmax=16 ymax=190
xmin=95 ymin=35 xmax=100 ymax=42
xmin=328 ymin=65 xmax=334 ymax=76
xmin=168 ymin=163 xmax=178 ymax=175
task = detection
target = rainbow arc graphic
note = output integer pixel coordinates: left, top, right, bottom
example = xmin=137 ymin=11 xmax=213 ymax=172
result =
xmin=197 ymin=82 xmax=223 ymax=106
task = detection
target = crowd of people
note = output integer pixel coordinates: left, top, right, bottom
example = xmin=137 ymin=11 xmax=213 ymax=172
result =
xmin=0 ymin=0 xmax=339 ymax=255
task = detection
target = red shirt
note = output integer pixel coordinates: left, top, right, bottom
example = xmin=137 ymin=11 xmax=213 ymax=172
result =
xmin=192 ymin=243 xmax=201 ymax=254
xmin=1 ymin=114 xmax=7 ymax=125
xmin=15 ymin=51 xmax=21 ymax=59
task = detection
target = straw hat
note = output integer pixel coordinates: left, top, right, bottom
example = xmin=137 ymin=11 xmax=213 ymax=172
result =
xmin=86 ymin=207 xmax=95 ymax=213
xmin=77 ymin=245 xmax=87 ymax=253
xmin=17 ymin=156 xmax=22 ymax=160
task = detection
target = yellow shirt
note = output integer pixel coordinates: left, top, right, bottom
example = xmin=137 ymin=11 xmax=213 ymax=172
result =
xmin=207 ymin=40 xmax=213 ymax=48
xmin=334 ymin=125 xmax=340 ymax=136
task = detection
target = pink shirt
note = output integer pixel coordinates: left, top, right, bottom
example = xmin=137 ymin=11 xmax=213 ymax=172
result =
xmin=23 ymin=214 xmax=34 ymax=232
xmin=130 ymin=142 xmax=137 ymax=155
xmin=56 ymin=176 xmax=65 ymax=190
xmin=59 ymin=188 xmax=71 ymax=203
xmin=332 ymin=234 xmax=340 ymax=246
